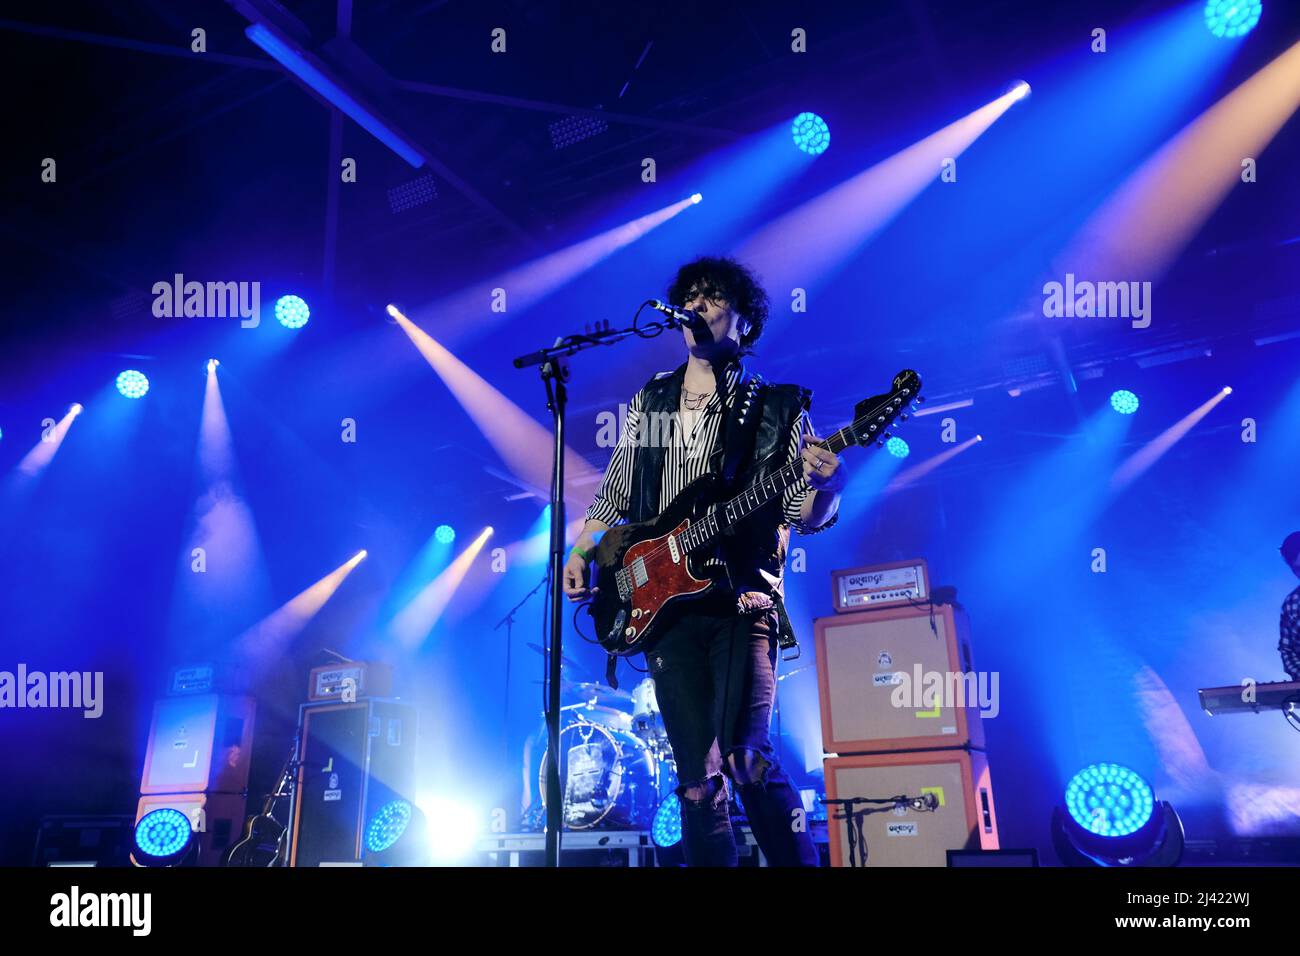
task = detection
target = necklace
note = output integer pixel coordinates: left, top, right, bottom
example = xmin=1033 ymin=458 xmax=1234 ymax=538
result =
xmin=682 ymin=388 xmax=713 ymax=411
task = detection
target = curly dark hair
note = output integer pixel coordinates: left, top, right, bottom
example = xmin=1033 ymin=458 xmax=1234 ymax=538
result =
xmin=667 ymin=255 xmax=770 ymax=354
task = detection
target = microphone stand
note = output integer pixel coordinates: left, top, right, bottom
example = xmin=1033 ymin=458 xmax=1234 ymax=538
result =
xmin=513 ymin=303 xmax=695 ymax=869
xmin=823 ymin=793 xmax=939 ymax=867
xmin=493 ymin=574 xmax=549 ymax=774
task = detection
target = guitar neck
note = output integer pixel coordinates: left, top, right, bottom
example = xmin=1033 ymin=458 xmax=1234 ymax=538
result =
xmin=679 ymin=424 xmax=855 ymax=555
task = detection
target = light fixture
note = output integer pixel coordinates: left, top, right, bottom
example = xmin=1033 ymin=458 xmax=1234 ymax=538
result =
xmin=1051 ymin=763 xmax=1184 ymax=866
xmin=651 ymin=793 xmax=682 ymax=848
xmin=1109 ymin=389 xmax=1140 ymax=415
xmin=791 ymin=112 xmax=830 ymax=155
xmin=115 ymin=370 xmax=150 ymax=399
xmin=363 ymin=799 xmax=429 ymax=866
xmin=132 ymin=808 xmax=196 ymax=867
xmin=275 ymin=294 xmax=310 ymax=329
xmin=1204 ymin=0 xmax=1263 ymax=39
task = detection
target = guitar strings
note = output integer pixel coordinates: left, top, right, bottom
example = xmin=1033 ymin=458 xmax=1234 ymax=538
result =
xmin=614 ymin=398 xmax=899 ymax=576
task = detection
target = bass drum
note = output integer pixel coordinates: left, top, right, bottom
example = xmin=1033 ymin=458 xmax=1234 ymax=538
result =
xmin=538 ymin=718 xmax=659 ymax=830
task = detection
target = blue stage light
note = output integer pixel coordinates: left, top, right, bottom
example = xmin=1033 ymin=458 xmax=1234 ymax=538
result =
xmin=1065 ymin=763 xmax=1155 ymax=837
xmin=133 ymin=808 xmax=194 ymax=866
xmin=791 ymin=112 xmax=830 ymax=155
xmin=365 ymin=800 xmax=413 ymax=854
xmin=1110 ymin=389 xmax=1140 ymax=415
xmin=1204 ymin=0 xmax=1262 ymax=38
xmin=885 ymin=436 xmax=910 ymax=458
xmin=435 ymin=524 xmax=456 ymax=545
xmin=275 ymin=294 xmax=311 ymax=329
xmin=115 ymin=369 xmax=150 ymax=399
xmin=651 ymin=793 xmax=682 ymax=848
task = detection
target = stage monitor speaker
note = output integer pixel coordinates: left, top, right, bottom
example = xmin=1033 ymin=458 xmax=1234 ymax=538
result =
xmin=824 ymin=750 xmax=999 ymax=867
xmin=815 ymin=603 xmax=984 ymax=754
xmin=32 ymin=815 xmax=134 ymax=867
xmin=132 ymin=793 xmax=245 ymax=867
xmin=140 ymin=693 xmax=256 ymax=794
xmin=288 ymin=698 xmax=418 ymax=867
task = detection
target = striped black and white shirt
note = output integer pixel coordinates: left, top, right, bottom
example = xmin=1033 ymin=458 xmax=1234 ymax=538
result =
xmin=585 ymin=363 xmax=836 ymax=539
xmin=1282 ymin=585 xmax=1300 ymax=680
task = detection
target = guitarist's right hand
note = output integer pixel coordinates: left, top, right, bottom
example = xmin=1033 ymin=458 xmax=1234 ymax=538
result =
xmin=563 ymin=549 xmax=598 ymax=602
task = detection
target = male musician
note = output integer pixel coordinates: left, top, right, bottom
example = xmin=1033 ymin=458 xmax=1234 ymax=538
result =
xmin=563 ymin=256 xmax=844 ymax=867
xmin=1280 ymin=532 xmax=1300 ymax=681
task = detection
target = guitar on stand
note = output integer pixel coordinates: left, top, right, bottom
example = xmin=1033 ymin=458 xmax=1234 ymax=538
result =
xmin=224 ymin=735 xmax=299 ymax=867
xmin=589 ymin=369 xmax=923 ymax=656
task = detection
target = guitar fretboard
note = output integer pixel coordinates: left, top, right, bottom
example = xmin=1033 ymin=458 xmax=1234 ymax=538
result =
xmin=677 ymin=423 xmax=858 ymax=555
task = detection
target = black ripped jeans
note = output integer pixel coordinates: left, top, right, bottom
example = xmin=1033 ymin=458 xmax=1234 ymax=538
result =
xmin=645 ymin=597 xmax=819 ymax=867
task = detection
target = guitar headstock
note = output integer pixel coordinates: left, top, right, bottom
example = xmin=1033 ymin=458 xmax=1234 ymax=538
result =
xmin=845 ymin=369 xmax=923 ymax=449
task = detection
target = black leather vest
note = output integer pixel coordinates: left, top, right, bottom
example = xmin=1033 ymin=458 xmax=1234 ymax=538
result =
xmin=626 ymin=362 xmax=811 ymax=598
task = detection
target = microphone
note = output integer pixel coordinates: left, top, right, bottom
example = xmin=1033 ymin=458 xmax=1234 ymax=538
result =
xmin=647 ymin=299 xmax=712 ymax=343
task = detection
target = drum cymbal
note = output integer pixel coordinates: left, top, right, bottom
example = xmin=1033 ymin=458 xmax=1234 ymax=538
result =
xmin=526 ymin=642 xmax=583 ymax=671
xmin=560 ymin=679 xmax=633 ymax=704
xmin=526 ymin=678 xmax=633 ymax=706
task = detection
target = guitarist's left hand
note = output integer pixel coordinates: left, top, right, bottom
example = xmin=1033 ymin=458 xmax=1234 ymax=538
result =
xmin=801 ymin=436 xmax=845 ymax=492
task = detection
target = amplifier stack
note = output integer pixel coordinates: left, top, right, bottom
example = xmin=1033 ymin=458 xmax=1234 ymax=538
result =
xmin=815 ymin=558 xmax=1000 ymax=866
xmin=134 ymin=665 xmax=255 ymax=866
xmin=288 ymin=661 xmax=416 ymax=867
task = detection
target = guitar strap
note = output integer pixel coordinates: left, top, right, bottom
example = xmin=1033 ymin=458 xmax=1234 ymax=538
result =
xmin=716 ymin=375 xmax=803 ymax=660
xmin=717 ymin=378 xmax=803 ymax=659
xmin=718 ymin=371 xmax=766 ymax=485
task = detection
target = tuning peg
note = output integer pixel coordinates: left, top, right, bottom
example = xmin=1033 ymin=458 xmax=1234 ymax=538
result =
xmin=899 ymin=413 xmax=910 ymax=421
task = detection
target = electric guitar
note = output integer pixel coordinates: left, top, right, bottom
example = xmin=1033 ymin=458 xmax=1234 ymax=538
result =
xmin=588 ymin=369 xmax=922 ymax=656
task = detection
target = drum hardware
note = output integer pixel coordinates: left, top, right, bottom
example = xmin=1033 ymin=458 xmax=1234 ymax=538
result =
xmin=537 ymin=718 xmax=658 ymax=830
xmin=526 ymin=642 xmax=585 ymax=672
xmin=524 ymin=674 xmax=679 ymax=833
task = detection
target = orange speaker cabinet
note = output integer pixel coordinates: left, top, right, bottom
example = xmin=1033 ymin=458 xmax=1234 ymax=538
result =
xmin=140 ymin=693 xmax=256 ymax=794
xmin=814 ymin=604 xmax=985 ymax=754
xmin=824 ymin=750 xmax=999 ymax=867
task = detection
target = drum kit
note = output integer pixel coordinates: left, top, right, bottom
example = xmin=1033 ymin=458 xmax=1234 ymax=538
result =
xmin=524 ymin=675 xmax=677 ymax=832
xmin=520 ymin=645 xmax=816 ymax=833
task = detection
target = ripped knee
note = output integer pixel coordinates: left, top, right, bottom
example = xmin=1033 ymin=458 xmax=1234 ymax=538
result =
xmin=724 ymin=747 xmax=772 ymax=788
xmin=677 ymin=773 xmax=727 ymax=808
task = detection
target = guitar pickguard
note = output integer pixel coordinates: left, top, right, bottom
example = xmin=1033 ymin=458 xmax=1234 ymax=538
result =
xmin=614 ymin=518 xmax=713 ymax=649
